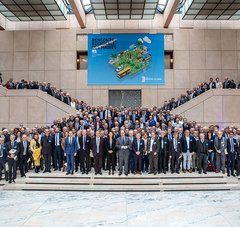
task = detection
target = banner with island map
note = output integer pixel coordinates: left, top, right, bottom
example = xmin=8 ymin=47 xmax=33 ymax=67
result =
xmin=87 ymin=33 xmax=165 ymax=85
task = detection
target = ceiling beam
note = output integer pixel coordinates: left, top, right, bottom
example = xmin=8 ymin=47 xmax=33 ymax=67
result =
xmin=68 ymin=0 xmax=86 ymax=29
xmin=163 ymin=0 xmax=181 ymax=28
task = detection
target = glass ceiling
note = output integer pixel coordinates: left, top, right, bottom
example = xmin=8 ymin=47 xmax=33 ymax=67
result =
xmin=66 ymin=0 xmax=169 ymax=15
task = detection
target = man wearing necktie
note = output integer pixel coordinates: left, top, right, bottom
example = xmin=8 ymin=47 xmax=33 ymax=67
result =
xmin=132 ymin=133 xmax=144 ymax=174
xmin=116 ymin=130 xmax=130 ymax=176
xmin=79 ymin=130 xmax=91 ymax=174
xmin=227 ymin=132 xmax=237 ymax=177
xmin=53 ymin=127 xmax=63 ymax=171
xmin=90 ymin=130 xmax=104 ymax=175
xmin=6 ymin=135 xmax=19 ymax=183
xmin=64 ymin=131 xmax=77 ymax=175
xmin=0 ymin=137 xmax=7 ymax=181
xmin=128 ymin=130 xmax=135 ymax=174
xmin=18 ymin=134 xmax=30 ymax=177
xmin=196 ymin=133 xmax=208 ymax=174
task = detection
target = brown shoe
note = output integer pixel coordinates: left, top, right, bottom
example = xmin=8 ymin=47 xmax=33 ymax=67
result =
xmin=189 ymin=169 xmax=192 ymax=173
xmin=183 ymin=170 xmax=186 ymax=173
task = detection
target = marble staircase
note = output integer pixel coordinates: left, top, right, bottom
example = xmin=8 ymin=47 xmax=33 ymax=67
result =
xmin=2 ymin=172 xmax=240 ymax=192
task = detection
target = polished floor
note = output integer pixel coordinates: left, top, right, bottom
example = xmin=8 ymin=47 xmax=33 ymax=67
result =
xmin=0 ymin=191 xmax=239 ymax=227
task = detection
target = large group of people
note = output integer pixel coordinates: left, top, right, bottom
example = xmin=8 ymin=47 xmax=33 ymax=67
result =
xmin=1 ymin=78 xmax=87 ymax=110
xmin=1 ymin=76 xmax=240 ymax=112
xmin=0 ymin=106 xmax=240 ymax=184
xmin=162 ymin=77 xmax=240 ymax=111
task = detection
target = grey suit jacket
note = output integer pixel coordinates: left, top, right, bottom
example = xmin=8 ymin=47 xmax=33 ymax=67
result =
xmin=214 ymin=136 xmax=227 ymax=154
xmin=116 ymin=136 xmax=130 ymax=152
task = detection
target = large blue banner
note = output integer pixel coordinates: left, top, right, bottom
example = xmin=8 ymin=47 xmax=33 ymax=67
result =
xmin=87 ymin=33 xmax=165 ymax=85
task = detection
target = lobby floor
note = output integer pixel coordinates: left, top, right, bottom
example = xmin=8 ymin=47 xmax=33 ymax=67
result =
xmin=0 ymin=191 xmax=239 ymax=227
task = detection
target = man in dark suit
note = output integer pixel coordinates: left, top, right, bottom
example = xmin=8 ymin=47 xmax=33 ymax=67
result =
xmin=53 ymin=127 xmax=63 ymax=171
xmin=128 ymin=130 xmax=135 ymax=174
xmin=158 ymin=130 xmax=169 ymax=174
xmin=64 ymin=130 xmax=77 ymax=175
xmin=169 ymin=131 xmax=182 ymax=174
xmin=79 ymin=129 xmax=91 ymax=174
xmin=116 ymin=130 xmax=130 ymax=176
xmin=91 ymin=130 xmax=104 ymax=175
xmin=132 ymin=132 xmax=144 ymax=174
xmin=18 ymin=134 xmax=30 ymax=177
xmin=0 ymin=137 xmax=7 ymax=181
xmin=227 ymin=132 xmax=237 ymax=176
xmin=41 ymin=129 xmax=54 ymax=173
xmin=196 ymin=133 xmax=208 ymax=174
xmin=6 ymin=134 xmax=18 ymax=183
xmin=208 ymin=77 xmax=216 ymax=89
xmin=223 ymin=77 xmax=231 ymax=89
xmin=147 ymin=132 xmax=159 ymax=175
xmin=181 ymin=130 xmax=194 ymax=173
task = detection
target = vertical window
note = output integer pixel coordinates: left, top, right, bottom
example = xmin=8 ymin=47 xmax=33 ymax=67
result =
xmin=77 ymin=51 xmax=88 ymax=70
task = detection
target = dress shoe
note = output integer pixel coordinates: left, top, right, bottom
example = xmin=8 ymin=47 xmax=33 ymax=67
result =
xmin=222 ymin=170 xmax=225 ymax=174
xmin=48 ymin=170 xmax=51 ymax=173
xmin=154 ymin=172 xmax=157 ymax=175
xmin=227 ymin=174 xmax=230 ymax=177
xmin=86 ymin=172 xmax=89 ymax=175
xmin=198 ymin=171 xmax=202 ymax=174
xmin=21 ymin=175 xmax=26 ymax=178
xmin=66 ymin=172 xmax=70 ymax=175
xmin=108 ymin=171 xmax=111 ymax=175
xmin=176 ymin=171 xmax=180 ymax=174
xmin=54 ymin=168 xmax=57 ymax=171
xmin=231 ymin=173 xmax=236 ymax=177
xmin=188 ymin=169 xmax=192 ymax=173
xmin=82 ymin=172 xmax=85 ymax=174
xmin=183 ymin=170 xmax=186 ymax=173
xmin=112 ymin=172 xmax=114 ymax=175
xmin=148 ymin=172 xmax=154 ymax=174
xmin=99 ymin=172 xmax=102 ymax=175
xmin=124 ymin=173 xmax=128 ymax=176
xmin=163 ymin=171 xmax=166 ymax=174
xmin=95 ymin=172 xmax=98 ymax=175
xmin=118 ymin=172 xmax=122 ymax=176
xmin=203 ymin=172 xmax=207 ymax=174
xmin=71 ymin=172 xmax=73 ymax=175
xmin=8 ymin=180 xmax=12 ymax=184
xmin=43 ymin=170 xmax=47 ymax=173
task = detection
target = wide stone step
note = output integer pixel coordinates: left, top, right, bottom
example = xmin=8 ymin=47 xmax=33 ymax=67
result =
xmin=3 ymin=183 xmax=239 ymax=191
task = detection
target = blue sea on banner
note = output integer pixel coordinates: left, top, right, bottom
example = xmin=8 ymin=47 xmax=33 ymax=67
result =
xmin=87 ymin=34 xmax=165 ymax=85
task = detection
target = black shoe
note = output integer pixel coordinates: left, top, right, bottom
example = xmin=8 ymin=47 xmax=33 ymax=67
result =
xmin=118 ymin=172 xmax=122 ymax=176
xmin=154 ymin=172 xmax=157 ymax=175
xmin=43 ymin=170 xmax=47 ymax=173
xmin=124 ymin=173 xmax=128 ymax=176
xmin=86 ymin=172 xmax=89 ymax=175
xmin=48 ymin=170 xmax=51 ymax=173
xmin=71 ymin=172 xmax=73 ymax=175
xmin=66 ymin=172 xmax=70 ymax=175
xmin=108 ymin=171 xmax=111 ymax=175
xmin=95 ymin=172 xmax=98 ymax=175
xmin=99 ymin=172 xmax=102 ymax=175
xmin=54 ymin=168 xmax=57 ymax=171
xmin=203 ymin=172 xmax=207 ymax=174
xmin=21 ymin=175 xmax=26 ymax=178
xmin=232 ymin=173 xmax=236 ymax=177
xmin=163 ymin=171 xmax=166 ymax=174
xmin=222 ymin=170 xmax=225 ymax=174
xmin=148 ymin=172 xmax=153 ymax=174
xmin=176 ymin=171 xmax=180 ymax=174
xmin=9 ymin=180 xmax=12 ymax=184
xmin=59 ymin=168 xmax=61 ymax=171
xmin=198 ymin=171 xmax=202 ymax=174
xmin=13 ymin=179 xmax=15 ymax=183
xmin=112 ymin=171 xmax=114 ymax=175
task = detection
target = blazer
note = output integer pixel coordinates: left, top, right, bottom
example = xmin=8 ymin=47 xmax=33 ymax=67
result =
xmin=79 ymin=135 xmax=91 ymax=152
xmin=0 ymin=144 xmax=7 ymax=162
xmin=91 ymin=137 xmax=104 ymax=156
xmin=169 ymin=138 xmax=182 ymax=156
xmin=105 ymin=137 xmax=116 ymax=151
xmin=64 ymin=137 xmax=77 ymax=155
xmin=214 ymin=137 xmax=227 ymax=154
xmin=6 ymin=141 xmax=19 ymax=159
xmin=146 ymin=138 xmax=159 ymax=154
xmin=53 ymin=132 xmax=63 ymax=147
xmin=181 ymin=136 xmax=194 ymax=153
xmin=227 ymin=138 xmax=238 ymax=154
xmin=41 ymin=136 xmax=54 ymax=155
xmin=158 ymin=136 xmax=169 ymax=154
xmin=196 ymin=139 xmax=209 ymax=154
xmin=116 ymin=136 xmax=130 ymax=152
xmin=132 ymin=138 xmax=145 ymax=155
xmin=18 ymin=141 xmax=30 ymax=157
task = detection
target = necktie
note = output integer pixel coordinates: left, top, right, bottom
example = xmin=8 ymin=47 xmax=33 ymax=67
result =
xmin=97 ymin=138 xmax=99 ymax=153
xmin=0 ymin=145 xmax=2 ymax=157
xmin=231 ymin=139 xmax=234 ymax=152
xmin=83 ymin=137 xmax=85 ymax=150
xmin=137 ymin=140 xmax=140 ymax=151
xmin=122 ymin=137 xmax=125 ymax=145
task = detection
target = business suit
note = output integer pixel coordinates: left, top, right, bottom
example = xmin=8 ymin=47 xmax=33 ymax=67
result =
xmin=181 ymin=136 xmax=194 ymax=171
xmin=214 ymin=136 xmax=227 ymax=173
xmin=132 ymin=138 xmax=144 ymax=173
xmin=6 ymin=141 xmax=19 ymax=181
xmin=147 ymin=138 xmax=160 ymax=174
xmin=158 ymin=136 xmax=169 ymax=173
xmin=91 ymin=137 xmax=104 ymax=174
xmin=237 ymin=144 xmax=240 ymax=176
xmin=41 ymin=135 xmax=54 ymax=172
xmin=169 ymin=138 xmax=182 ymax=173
xmin=128 ymin=136 xmax=135 ymax=174
xmin=53 ymin=132 xmax=63 ymax=170
xmin=105 ymin=137 xmax=116 ymax=172
xmin=64 ymin=136 xmax=77 ymax=174
xmin=196 ymin=139 xmax=208 ymax=173
xmin=0 ymin=143 xmax=7 ymax=180
xmin=227 ymin=137 xmax=237 ymax=176
xmin=79 ymin=135 xmax=91 ymax=173
xmin=116 ymin=136 xmax=130 ymax=175
xmin=18 ymin=140 xmax=30 ymax=177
